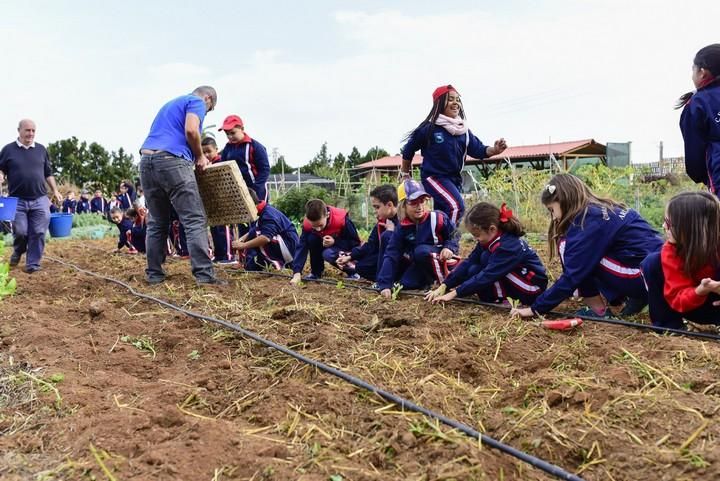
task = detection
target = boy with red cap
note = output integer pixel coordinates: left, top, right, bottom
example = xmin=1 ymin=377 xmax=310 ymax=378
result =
xmin=219 ymin=115 xmax=270 ymax=203
xmin=290 ymin=199 xmax=361 ymax=284
xmin=401 ymin=84 xmax=507 ymax=225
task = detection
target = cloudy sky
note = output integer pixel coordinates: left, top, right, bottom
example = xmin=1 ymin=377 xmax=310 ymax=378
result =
xmin=1 ymin=0 xmax=717 ymax=167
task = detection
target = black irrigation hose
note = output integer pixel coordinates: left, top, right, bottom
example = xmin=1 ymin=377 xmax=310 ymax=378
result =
xmin=45 ymin=255 xmax=585 ymax=481
xmin=229 ymin=269 xmax=720 ymax=342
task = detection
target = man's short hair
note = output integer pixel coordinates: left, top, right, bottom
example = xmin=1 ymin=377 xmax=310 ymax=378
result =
xmin=370 ymin=184 xmax=398 ymax=206
xmin=305 ymin=199 xmax=327 ymax=221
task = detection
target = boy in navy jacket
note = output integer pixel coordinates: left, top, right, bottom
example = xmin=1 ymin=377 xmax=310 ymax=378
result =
xmin=62 ymin=191 xmax=77 ymax=214
xmin=232 ymin=190 xmax=299 ymax=271
xmin=290 ymin=199 xmax=361 ymax=284
xmin=76 ymin=190 xmax=91 ymax=214
xmin=337 ymin=184 xmax=398 ymax=281
xmin=90 ymin=190 xmax=108 ymax=216
xmin=377 ymin=180 xmax=459 ymax=296
xmin=219 ymin=115 xmax=270 ymax=202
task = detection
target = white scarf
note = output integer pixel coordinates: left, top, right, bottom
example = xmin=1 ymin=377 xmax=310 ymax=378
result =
xmin=435 ymin=114 xmax=468 ymax=136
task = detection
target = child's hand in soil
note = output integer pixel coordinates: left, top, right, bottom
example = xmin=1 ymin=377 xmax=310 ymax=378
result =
xmin=431 ymin=289 xmax=457 ymax=304
xmin=380 ymin=288 xmax=392 ymax=299
xmin=290 ymin=273 xmax=302 ymax=285
xmin=511 ymin=307 xmax=534 ymax=318
xmin=424 ymin=283 xmax=447 ymax=302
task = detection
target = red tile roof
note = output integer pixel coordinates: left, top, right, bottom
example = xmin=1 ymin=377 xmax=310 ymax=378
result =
xmin=355 ymin=139 xmax=601 ymax=169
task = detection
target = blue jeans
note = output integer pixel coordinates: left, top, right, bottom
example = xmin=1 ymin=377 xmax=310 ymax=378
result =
xmin=140 ymin=153 xmax=215 ymax=282
xmin=12 ymin=196 xmax=51 ymax=269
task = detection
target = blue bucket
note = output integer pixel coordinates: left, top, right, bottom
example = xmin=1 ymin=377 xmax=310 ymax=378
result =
xmin=0 ymin=196 xmax=18 ymax=221
xmin=49 ymin=213 xmax=73 ymax=238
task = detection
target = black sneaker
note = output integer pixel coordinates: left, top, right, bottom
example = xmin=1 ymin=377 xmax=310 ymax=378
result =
xmin=197 ymin=277 xmax=228 ymax=286
xmin=145 ymin=277 xmax=166 ymax=285
xmin=619 ymin=297 xmax=647 ymax=317
xmin=575 ymin=306 xmax=615 ymax=319
xmin=22 ymin=265 xmax=42 ymax=274
xmin=9 ymin=255 xmax=20 ymax=267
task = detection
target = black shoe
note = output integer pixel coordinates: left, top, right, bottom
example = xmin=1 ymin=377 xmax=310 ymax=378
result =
xmin=9 ymin=255 xmax=20 ymax=267
xmin=22 ymin=265 xmax=42 ymax=274
xmin=145 ymin=277 xmax=166 ymax=285
xmin=197 ymin=277 xmax=228 ymax=286
xmin=619 ymin=297 xmax=647 ymax=317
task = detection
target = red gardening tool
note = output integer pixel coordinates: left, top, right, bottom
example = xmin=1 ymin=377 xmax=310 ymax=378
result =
xmin=541 ymin=318 xmax=583 ymax=331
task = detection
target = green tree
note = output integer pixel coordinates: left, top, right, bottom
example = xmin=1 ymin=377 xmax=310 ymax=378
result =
xmin=362 ymin=146 xmax=390 ymax=164
xmin=301 ymin=142 xmax=331 ymax=174
xmin=347 ymin=146 xmax=363 ymax=167
xmin=270 ymin=154 xmax=292 ymax=175
xmin=332 ymin=152 xmax=347 ymax=171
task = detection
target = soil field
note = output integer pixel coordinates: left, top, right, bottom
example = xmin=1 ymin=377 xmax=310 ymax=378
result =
xmin=1 ymin=239 xmax=719 ymax=481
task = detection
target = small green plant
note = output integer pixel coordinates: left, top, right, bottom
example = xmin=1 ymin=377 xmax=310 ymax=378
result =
xmin=0 ymin=262 xmax=17 ymax=299
xmin=335 ymin=280 xmax=345 ymax=289
xmin=188 ymin=350 xmax=200 ymax=361
xmin=121 ymin=335 xmax=157 ymax=359
xmin=329 ymin=475 xmax=344 ymax=481
xmin=391 ymin=283 xmax=403 ymax=301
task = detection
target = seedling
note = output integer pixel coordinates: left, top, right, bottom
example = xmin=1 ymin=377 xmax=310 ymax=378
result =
xmin=336 ymin=280 xmax=345 ymax=289
xmin=121 ymin=335 xmax=157 ymax=359
xmin=188 ymin=350 xmax=200 ymax=361
xmin=391 ymin=283 xmax=403 ymax=301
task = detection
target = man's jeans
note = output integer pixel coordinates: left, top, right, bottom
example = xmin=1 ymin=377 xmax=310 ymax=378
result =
xmin=139 ymin=153 xmax=215 ymax=282
xmin=12 ymin=196 xmax=51 ymax=269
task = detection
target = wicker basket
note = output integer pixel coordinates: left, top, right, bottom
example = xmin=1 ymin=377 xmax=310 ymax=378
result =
xmin=196 ymin=161 xmax=258 ymax=226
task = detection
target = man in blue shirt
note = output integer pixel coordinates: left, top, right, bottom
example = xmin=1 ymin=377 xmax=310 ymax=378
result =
xmin=0 ymin=119 xmax=62 ymax=273
xmin=139 ymin=86 xmax=225 ymax=285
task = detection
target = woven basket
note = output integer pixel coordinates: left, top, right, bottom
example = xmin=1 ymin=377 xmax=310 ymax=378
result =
xmin=196 ymin=161 xmax=258 ymax=226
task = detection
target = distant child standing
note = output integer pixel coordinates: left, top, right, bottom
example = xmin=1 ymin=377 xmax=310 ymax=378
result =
xmin=401 ymin=84 xmax=507 ymax=224
xmin=336 ymin=184 xmax=399 ymax=281
xmin=678 ymin=44 xmax=720 ymax=193
xmin=290 ymin=199 xmax=361 ymax=284
xmin=202 ymin=136 xmax=234 ymax=262
xmin=117 ymin=180 xmax=136 ymax=210
xmin=376 ymin=179 xmax=459 ymax=297
xmin=641 ymin=192 xmax=720 ymax=329
xmin=76 ymin=190 xmax=91 ymax=214
xmin=109 ymin=207 xmax=136 ymax=253
xmin=426 ymin=202 xmax=547 ymax=305
xmin=219 ymin=115 xmax=270 ymax=202
xmin=511 ymin=174 xmax=663 ymax=319
xmin=62 ymin=191 xmax=77 ymax=214
xmin=90 ymin=190 xmax=107 ymax=216
xmin=232 ymin=190 xmax=299 ymax=271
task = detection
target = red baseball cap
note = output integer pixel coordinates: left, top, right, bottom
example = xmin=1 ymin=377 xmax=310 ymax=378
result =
xmin=219 ymin=115 xmax=244 ymax=131
xmin=432 ymin=84 xmax=458 ymax=102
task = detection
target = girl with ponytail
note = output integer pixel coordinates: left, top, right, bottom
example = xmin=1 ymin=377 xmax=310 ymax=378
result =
xmin=678 ymin=44 xmax=720 ymax=192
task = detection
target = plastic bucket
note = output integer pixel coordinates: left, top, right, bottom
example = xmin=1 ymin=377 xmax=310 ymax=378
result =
xmin=0 ymin=196 xmax=18 ymax=221
xmin=49 ymin=213 xmax=74 ymax=238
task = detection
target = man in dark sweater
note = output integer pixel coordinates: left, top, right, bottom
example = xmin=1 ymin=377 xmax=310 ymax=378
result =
xmin=0 ymin=119 xmax=62 ymax=273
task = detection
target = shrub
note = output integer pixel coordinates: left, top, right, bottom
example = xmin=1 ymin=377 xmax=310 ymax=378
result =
xmin=274 ymin=185 xmax=334 ymax=222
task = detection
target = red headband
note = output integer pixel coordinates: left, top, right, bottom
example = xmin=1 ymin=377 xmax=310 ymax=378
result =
xmin=432 ymin=84 xmax=458 ymax=102
xmin=499 ymin=203 xmax=513 ymax=223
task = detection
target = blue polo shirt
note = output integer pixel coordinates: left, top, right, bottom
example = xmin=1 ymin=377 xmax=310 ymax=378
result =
xmin=141 ymin=94 xmax=206 ymax=161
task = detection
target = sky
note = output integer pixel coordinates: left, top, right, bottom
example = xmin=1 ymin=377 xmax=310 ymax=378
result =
xmin=1 ymin=0 xmax=718 ymax=168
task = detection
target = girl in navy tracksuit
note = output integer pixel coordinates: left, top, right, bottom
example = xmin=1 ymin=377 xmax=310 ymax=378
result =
xmin=511 ymin=174 xmax=663 ymax=319
xmin=336 ymin=185 xmax=399 ymax=282
xmin=678 ymin=44 xmax=720 ymax=193
xmin=62 ymin=192 xmax=77 ymax=214
xmin=219 ymin=115 xmax=270 ymax=202
xmin=426 ymin=202 xmax=547 ymax=305
xmin=90 ymin=190 xmax=108 ymax=216
xmin=126 ymin=207 xmax=147 ymax=254
xmin=109 ymin=207 xmax=135 ymax=253
xmin=233 ymin=190 xmax=299 ymax=271
xmin=377 ymin=179 xmax=458 ymax=297
xmin=641 ymin=192 xmax=720 ymax=330
xmin=401 ymin=84 xmax=507 ymax=225
xmin=290 ymin=199 xmax=361 ymax=283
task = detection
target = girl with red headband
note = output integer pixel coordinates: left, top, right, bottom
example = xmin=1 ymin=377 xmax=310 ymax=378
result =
xmin=425 ymin=202 xmax=547 ymax=305
xmin=677 ymin=44 xmax=720 ymax=194
xmin=401 ymin=85 xmax=507 ymax=225
xmin=511 ymin=174 xmax=663 ymax=319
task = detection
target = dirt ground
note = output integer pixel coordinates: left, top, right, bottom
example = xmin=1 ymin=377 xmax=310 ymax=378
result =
xmin=1 ymin=238 xmax=719 ymax=481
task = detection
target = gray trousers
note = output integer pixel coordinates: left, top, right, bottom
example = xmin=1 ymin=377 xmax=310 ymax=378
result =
xmin=139 ymin=153 xmax=214 ymax=282
xmin=12 ymin=196 xmax=51 ymax=269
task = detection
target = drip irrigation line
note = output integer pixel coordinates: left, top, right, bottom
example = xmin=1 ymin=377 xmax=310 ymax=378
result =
xmin=45 ymin=255 xmax=585 ymax=481
xmin=229 ymin=269 xmax=720 ymax=342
